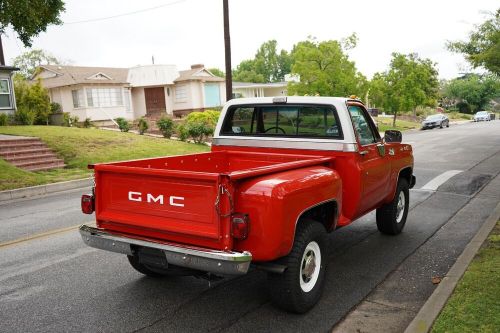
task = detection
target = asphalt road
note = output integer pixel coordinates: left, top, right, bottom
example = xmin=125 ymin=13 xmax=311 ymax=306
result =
xmin=1 ymin=120 xmax=499 ymax=333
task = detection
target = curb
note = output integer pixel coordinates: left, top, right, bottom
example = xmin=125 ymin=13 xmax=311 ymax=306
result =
xmin=0 ymin=177 xmax=93 ymax=202
xmin=404 ymin=200 xmax=500 ymax=333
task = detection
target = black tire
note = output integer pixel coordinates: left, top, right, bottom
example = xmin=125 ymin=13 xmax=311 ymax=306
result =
xmin=376 ymin=178 xmax=409 ymax=235
xmin=446 ymin=121 xmax=449 ymax=128
xmin=127 ymin=255 xmax=165 ymax=278
xmin=267 ymin=220 xmax=328 ymax=313
xmin=439 ymin=122 xmax=443 ymax=128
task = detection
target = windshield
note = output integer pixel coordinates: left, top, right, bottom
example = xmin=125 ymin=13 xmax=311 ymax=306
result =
xmin=477 ymin=111 xmax=488 ymax=115
xmin=426 ymin=115 xmax=442 ymax=120
xmin=220 ymin=104 xmax=343 ymax=139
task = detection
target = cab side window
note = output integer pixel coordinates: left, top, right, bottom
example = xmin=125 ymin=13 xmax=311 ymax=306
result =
xmin=348 ymin=105 xmax=377 ymax=145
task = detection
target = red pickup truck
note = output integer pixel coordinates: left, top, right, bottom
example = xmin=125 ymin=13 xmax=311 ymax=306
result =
xmin=80 ymin=96 xmax=415 ymax=313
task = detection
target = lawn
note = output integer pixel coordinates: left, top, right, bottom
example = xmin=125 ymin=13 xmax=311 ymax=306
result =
xmin=376 ymin=117 xmax=421 ymax=133
xmin=431 ymin=221 xmax=500 ymax=333
xmin=0 ymin=126 xmax=209 ymax=190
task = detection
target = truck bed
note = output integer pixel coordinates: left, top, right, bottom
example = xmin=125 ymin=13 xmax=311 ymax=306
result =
xmin=92 ymin=151 xmax=332 ymax=250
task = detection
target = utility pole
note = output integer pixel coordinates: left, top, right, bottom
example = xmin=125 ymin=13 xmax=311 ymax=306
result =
xmin=223 ymin=0 xmax=232 ymax=101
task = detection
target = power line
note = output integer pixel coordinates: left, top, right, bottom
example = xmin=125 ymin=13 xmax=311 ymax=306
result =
xmin=64 ymin=0 xmax=187 ymax=25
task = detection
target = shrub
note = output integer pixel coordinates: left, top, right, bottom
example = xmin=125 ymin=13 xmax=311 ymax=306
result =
xmin=70 ymin=116 xmax=79 ymax=127
xmin=51 ymin=102 xmax=62 ymax=114
xmin=180 ymin=110 xmax=220 ymax=143
xmin=83 ymin=118 xmax=92 ymax=128
xmin=176 ymin=123 xmax=189 ymax=141
xmin=14 ymin=77 xmax=52 ymax=125
xmin=156 ymin=117 xmax=175 ymax=138
xmin=185 ymin=110 xmax=220 ymax=127
xmin=62 ymin=112 xmax=71 ymax=127
xmin=0 ymin=113 xmax=7 ymax=126
xmin=14 ymin=107 xmax=37 ymax=125
xmin=138 ymin=117 xmax=149 ymax=135
xmin=115 ymin=117 xmax=130 ymax=132
xmin=185 ymin=121 xmax=214 ymax=143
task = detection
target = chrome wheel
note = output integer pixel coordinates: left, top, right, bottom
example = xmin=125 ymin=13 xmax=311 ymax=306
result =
xmin=300 ymin=241 xmax=321 ymax=292
xmin=396 ymin=191 xmax=405 ymax=223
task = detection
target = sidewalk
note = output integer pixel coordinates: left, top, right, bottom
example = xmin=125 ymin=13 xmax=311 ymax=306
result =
xmin=0 ymin=177 xmax=93 ymax=202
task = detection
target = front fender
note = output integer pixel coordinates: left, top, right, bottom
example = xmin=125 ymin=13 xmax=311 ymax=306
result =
xmin=233 ymin=166 xmax=341 ymax=261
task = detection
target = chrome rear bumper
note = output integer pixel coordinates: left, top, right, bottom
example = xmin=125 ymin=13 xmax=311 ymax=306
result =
xmin=79 ymin=224 xmax=252 ymax=275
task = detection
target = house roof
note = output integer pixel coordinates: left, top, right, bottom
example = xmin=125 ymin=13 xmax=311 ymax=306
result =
xmin=35 ymin=65 xmax=129 ymax=89
xmin=174 ymin=65 xmax=224 ymax=83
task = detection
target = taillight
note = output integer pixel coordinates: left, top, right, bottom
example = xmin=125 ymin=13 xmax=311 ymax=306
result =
xmin=81 ymin=194 xmax=94 ymax=214
xmin=231 ymin=213 xmax=249 ymax=240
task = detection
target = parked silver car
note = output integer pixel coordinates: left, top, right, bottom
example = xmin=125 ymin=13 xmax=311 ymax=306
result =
xmin=473 ymin=111 xmax=490 ymax=122
xmin=421 ymin=114 xmax=449 ymax=130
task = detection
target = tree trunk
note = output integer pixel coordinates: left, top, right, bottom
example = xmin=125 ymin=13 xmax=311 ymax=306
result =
xmin=392 ymin=113 xmax=397 ymax=128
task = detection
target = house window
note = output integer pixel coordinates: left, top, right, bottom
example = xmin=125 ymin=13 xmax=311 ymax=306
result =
xmin=0 ymin=79 xmax=12 ymax=108
xmin=72 ymin=89 xmax=84 ymax=108
xmin=124 ymin=89 xmax=131 ymax=112
xmin=86 ymin=88 xmax=124 ymax=107
xmin=175 ymin=85 xmax=187 ymax=102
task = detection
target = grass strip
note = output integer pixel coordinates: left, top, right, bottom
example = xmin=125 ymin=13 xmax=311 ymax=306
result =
xmin=431 ymin=221 xmax=500 ymax=333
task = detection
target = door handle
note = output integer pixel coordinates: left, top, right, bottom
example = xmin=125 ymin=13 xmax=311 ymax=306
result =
xmin=359 ymin=150 xmax=369 ymax=156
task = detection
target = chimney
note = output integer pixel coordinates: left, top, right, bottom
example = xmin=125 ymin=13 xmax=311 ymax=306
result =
xmin=191 ymin=64 xmax=204 ymax=69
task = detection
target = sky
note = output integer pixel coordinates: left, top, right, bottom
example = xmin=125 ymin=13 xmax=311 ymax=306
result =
xmin=2 ymin=0 xmax=498 ymax=80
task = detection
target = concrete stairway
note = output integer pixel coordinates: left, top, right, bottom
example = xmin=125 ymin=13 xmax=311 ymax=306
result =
xmin=0 ymin=137 xmax=66 ymax=171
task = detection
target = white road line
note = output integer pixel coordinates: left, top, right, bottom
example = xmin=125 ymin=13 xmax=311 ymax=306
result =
xmin=420 ymin=170 xmax=463 ymax=191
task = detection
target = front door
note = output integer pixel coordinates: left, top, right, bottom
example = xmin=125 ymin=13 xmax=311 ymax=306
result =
xmin=348 ymin=104 xmax=391 ymax=213
xmin=144 ymin=87 xmax=166 ymax=115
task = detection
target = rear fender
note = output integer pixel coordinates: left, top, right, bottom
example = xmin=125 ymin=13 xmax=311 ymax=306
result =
xmin=233 ymin=166 xmax=341 ymax=261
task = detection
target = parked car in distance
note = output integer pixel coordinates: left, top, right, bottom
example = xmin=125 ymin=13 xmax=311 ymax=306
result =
xmin=421 ymin=114 xmax=449 ymax=130
xmin=474 ymin=111 xmax=490 ymax=122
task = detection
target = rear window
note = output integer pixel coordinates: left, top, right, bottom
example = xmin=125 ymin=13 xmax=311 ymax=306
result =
xmin=220 ymin=104 xmax=343 ymax=139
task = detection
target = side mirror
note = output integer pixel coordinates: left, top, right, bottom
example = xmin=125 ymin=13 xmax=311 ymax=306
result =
xmin=384 ymin=130 xmax=402 ymax=143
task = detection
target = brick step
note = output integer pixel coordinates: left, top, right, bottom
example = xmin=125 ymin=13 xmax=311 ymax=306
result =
xmin=11 ymin=158 xmax=65 ymax=169
xmin=3 ymin=153 xmax=59 ymax=163
xmin=0 ymin=148 xmax=53 ymax=157
xmin=24 ymin=161 xmax=66 ymax=172
xmin=0 ymin=142 xmax=46 ymax=152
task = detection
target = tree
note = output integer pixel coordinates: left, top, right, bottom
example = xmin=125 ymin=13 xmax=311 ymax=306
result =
xmin=444 ymin=74 xmax=500 ymax=112
xmin=233 ymin=59 xmax=265 ymax=83
xmin=0 ymin=0 xmax=65 ymax=47
xmin=232 ymin=40 xmax=292 ymax=83
xmin=13 ymin=49 xmax=60 ymax=78
xmin=208 ymin=68 xmax=225 ymax=78
xmin=287 ymin=37 xmax=367 ymax=98
xmin=447 ymin=9 xmax=500 ymax=75
xmin=369 ymin=53 xmax=439 ymax=126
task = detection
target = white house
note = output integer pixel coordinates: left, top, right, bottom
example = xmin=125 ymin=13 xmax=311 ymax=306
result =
xmin=34 ymin=65 xmax=132 ymax=123
xmin=35 ymin=64 xmax=227 ymax=122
